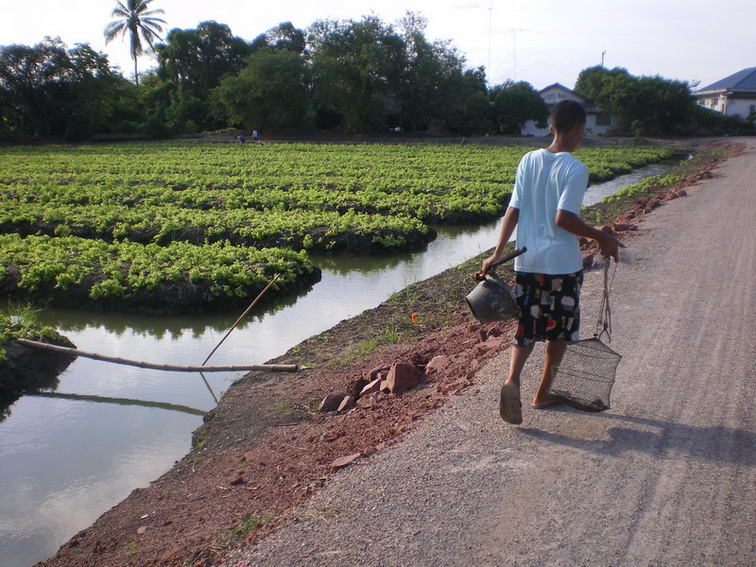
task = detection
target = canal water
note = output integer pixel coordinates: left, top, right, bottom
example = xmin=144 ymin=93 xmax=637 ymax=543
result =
xmin=0 ymin=163 xmax=671 ymax=567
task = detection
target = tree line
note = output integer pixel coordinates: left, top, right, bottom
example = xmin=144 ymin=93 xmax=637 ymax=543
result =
xmin=574 ymin=65 xmax=752 ymax=136
xmin=0 ymin=14 xmax=745 ymax=141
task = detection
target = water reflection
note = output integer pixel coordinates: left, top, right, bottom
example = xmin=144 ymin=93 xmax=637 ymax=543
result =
xmin=37 ymin=280 xmax=319 ymax=340
xmin=313 ymin=248 xmax=429 ymax=275
xmin=0 ymin=393 xmax=200 ymax=567
xmin=28 ymin=392 xmax=206 ymax=416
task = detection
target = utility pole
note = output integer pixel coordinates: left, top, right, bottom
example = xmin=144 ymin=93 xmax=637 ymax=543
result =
xmin=506 ymin=28 xmax=526 ymax=81
xmin=601 ymin=50 xmax=606 ymax=67
xmin=488 ymin=0 xmax=493 ymax=79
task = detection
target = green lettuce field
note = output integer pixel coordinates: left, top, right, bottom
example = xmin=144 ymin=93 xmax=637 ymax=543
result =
xmin=0 ymin=141 xmax=671 ymax=312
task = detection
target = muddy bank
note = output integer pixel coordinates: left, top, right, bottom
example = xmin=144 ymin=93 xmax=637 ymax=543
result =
xmin=35 ymin=139 xmax=743 ymax=567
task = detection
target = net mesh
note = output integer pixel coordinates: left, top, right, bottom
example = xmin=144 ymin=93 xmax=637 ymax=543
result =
xmin=548 ymin=337 xmax=621 ymax=411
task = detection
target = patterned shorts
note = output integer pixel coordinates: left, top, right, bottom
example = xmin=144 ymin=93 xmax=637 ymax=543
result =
xmin=513 ymin=271 xmax=583 ymax=347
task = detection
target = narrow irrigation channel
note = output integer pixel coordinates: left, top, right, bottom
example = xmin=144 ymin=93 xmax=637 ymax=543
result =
xmin=0 ymin=162 xmax=672 ymax=567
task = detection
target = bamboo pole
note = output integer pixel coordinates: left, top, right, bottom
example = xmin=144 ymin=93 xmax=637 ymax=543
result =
xmin=16 ymin=338 xmax=298 ymax=373
xmin=202 ymin=273 xmax=281 ymax=366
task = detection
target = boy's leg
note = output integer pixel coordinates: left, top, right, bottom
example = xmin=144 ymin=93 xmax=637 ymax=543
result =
xmin=532 ymin=338 xmax=566 ymax=407
xmin=531 ymin=271 xmax=581 ymax=408
xmin=506 ymin=343 xmax=535 ymax=387
xmin=499 ymin=342 xmax=535 ymax=424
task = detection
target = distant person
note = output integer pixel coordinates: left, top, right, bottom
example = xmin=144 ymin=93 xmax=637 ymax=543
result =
xmin=252 ymin=130 xmax=259 ymax=143
xmin=481 ymin=99 xmax=620 ymax=425
xmin=237 ymin=134 xmax=246 ymax=144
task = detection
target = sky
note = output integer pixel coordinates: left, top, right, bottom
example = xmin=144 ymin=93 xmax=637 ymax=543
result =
xmin=1 ymin=0 xmax=754 ymax=91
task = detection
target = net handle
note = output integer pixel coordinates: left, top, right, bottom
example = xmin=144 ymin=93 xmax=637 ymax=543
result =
xmin=594 ymin=259 xmax=618 ymax=342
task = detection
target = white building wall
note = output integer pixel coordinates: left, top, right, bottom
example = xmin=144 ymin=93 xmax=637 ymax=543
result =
xmin=520 ymin=120 xmax=550 ymax=137
xmin=586 ymin=115 xmax=613 ymax=135
xmin=521 ymin=113 xmax=613 ymax=137
xmin=697 ymin=93 xmax=756 ymax=118
xmin=725 ymin=99 xmax=756 ymax=118
xmin=520 ymin=84 xmax=612 ymax=136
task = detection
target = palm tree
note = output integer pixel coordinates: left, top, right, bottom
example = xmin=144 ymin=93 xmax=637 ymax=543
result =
xmin=104 ymin=0 xmax=166 ymax=85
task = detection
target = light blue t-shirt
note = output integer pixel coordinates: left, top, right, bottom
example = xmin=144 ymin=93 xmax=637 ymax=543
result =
xmin=509 ymin=148 xmax=589 ymax=275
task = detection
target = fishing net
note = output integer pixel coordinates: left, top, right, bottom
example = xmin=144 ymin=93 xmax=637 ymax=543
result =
xmin=548 ymin=261 xmax=622 ymax=411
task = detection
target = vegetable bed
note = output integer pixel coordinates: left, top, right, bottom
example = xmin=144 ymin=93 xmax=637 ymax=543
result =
xmin=0 ymin=141 xmax=671 ymax=312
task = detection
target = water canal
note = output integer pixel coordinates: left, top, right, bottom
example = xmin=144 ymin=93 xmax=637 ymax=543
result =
xmin=0 ymin=162 xmax=671 ymax=567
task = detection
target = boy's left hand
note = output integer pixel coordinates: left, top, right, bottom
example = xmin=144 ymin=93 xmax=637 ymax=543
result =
xmin=598 ymin=233 xmax=621 ymax=262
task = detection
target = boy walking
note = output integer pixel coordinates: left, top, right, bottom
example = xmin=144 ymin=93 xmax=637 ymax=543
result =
xmin=482 ymin=100 xmax=620 ymax=425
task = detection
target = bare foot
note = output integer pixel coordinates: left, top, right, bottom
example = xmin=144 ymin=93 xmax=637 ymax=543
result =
xmin=531 ymin=396 xmax=561 ymax=409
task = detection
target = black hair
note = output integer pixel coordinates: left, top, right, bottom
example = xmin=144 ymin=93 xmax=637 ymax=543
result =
xmin=550 ymin=100 xmax=587 ymax=133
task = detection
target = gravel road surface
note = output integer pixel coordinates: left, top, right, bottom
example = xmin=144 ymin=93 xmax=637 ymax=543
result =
xmin=225 ymin=140 xmax=755 ymax=567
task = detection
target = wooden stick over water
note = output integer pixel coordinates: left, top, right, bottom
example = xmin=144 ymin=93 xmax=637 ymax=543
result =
xmin=16 ymin=338 xmax=298 ymax=373
xmin=202 ymin=273 xmax=281 ymax=366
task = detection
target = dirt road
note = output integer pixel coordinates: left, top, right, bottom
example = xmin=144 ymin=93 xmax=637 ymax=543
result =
xmin=225 ymin=140 xmax=755 ymax=567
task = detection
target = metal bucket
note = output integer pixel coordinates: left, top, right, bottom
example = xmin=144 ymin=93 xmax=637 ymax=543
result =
xmin=466 ymin=273 xmax=518 ymax=323
xmin=465 ymin=246 xmax=526 ymax=324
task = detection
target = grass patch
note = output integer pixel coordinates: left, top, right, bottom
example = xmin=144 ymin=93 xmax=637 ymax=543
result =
xmin=273 ymin=400 xmax=294 ymax=413
xmin=345 ymin=337 xmax=380 ymax=360
xmin=225 ymin=513 xmax=269 ymax=542
xmin=381 ymin=324 xmax=402 ymax=344
xmin=123 ymin=540 xmax=138 ymax=557
xmin=0 ymin=302 xmax=58 ymax=345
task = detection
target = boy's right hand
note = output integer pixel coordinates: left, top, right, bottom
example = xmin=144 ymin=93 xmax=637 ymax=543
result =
xmin=481 ymin=254 xmax=500 ymax=274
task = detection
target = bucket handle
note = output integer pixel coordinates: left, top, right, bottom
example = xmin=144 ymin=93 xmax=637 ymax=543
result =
xmin=473 ymin=247 xmax=527 ymax=282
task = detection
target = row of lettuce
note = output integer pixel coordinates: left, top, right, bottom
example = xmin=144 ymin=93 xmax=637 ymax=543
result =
xmin=0 ymin=142 xmax=672 ymax=312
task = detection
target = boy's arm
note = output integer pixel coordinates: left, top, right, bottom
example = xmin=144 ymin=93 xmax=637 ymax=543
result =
xmin=555 ymin=209 xmax=620 ymax=261
xmin=482 ymin=206 xmax=520 ymax=273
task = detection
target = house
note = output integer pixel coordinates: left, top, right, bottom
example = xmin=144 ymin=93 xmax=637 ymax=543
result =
xmin=521 ymin=83 xmax=613 ymax=137
xmin=694 ymin=67 xmax=756 ymax=119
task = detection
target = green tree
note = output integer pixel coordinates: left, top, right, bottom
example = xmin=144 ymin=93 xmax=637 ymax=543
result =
xmin=154 ymin=21 xmax=251 ymax=131
xmin=576 ymin=67 xmax=641 ymax=131
xmin=309 ymin=16 xmax=406 ymax=132
xmin=638 ymin=75 xmax=697 ymax=134
xmin=0 ymin=38 xmax=135 ymax=138
xmin=0 ymin=39 xmax=69 ymax=135
xmin=395 ymin=12 xmax=482 ymax=133
xmin=574 ymin=66 xmax=698 ymax=134
xmin=156 ymin=21 xmax=251 ymax=95
xmin=64 ymin=43 xmax=126 ymax=140
xmin=395 ymin=12 xmax=440 ymax=132
xmin=490 ymin=81 xmax=548 ymax=134
xmin=211 ymin=49 xmax=311 ymax=132
xmin=436 ymin=66 xmax=490 ymax=134
xmin=573 ymin=65 xmax=628 ymax=105
xmin=104 ymin=0 xmax=166 ymax=85
xmin=138 ymin=71 xmax=174 ymax=136
xmin=251 ymin=22 xmax=306 ymax=54
xmin=392 ymin=13 xmax=490 ymax=135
